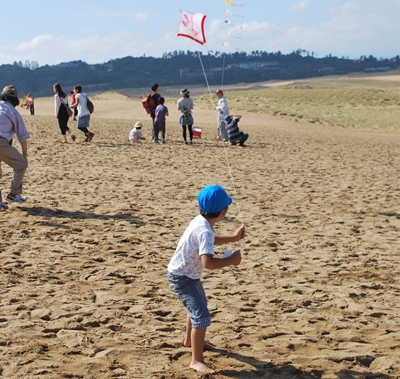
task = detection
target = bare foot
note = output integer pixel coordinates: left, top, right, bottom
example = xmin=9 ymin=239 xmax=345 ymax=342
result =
xmin=183 ymin=339 xmax=215 ymax=348
xmin=190 ymin=361 xmax=216 ymax=374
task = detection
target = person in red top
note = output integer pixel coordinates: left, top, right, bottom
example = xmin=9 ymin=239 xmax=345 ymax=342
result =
xmin=27 ymin=93 xmax=34 ymax=115
xmin=70 ymin=90 xmax=78 ymax=121
xmin=149 ymin=83 xmax=161 ymax=141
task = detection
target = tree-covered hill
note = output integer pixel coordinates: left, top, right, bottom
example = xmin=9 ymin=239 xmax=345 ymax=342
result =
xmin=1 ymin=50 xmax=399 ymax=97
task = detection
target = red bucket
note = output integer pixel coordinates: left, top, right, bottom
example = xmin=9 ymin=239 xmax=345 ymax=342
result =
xmin=192 ymin=127 xmax=202 ymax=139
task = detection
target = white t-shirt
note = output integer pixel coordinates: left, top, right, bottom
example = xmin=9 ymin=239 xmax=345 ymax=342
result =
xmin=129 ymin=127 xmax=142 ymax=141
xmin=216 ymin=96 xmax=230 ymax=122
xmin=76 ymin=93 xmax=90 ymax=116
xmin=167 ymin=215 xmax=215 ymax=279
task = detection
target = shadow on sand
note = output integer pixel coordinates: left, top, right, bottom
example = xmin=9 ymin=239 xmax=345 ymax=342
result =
xmin=17 ymin=206 xmax=145 ymax=225
xmin=209 ymin=346 xmax=321 ymax=378
xmin=208 ymin=347 xmax=392 ymax=379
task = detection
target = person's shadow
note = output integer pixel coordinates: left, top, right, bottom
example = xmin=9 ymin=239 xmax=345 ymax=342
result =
xmin=208 ymin=346 xmax=321 ymax=378
xmin=379 ymin=211 xmax=400 ymax=219
xmin=335 ymin=369 xmax=391 ymax=379
xmin=208 ymin=347 xmax=391 ymax=378
xmin=17 ymin=206 xmax=144 ymax=226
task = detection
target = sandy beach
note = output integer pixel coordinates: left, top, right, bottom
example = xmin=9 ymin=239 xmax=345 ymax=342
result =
xmin=0 ymin=80 xmax=399 ymax=379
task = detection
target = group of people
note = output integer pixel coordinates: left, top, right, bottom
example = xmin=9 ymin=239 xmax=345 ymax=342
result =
xmin=0 ymin=82 xmax=95 ymax=209
xmin=130 ymin=83 xmax=194 ymax=145
xmin=130 ymin=84 xmax=249 ymax=147
xmin=53 ymin=83 xmax=94 ymax=143
xmin=1 ymin=83 xmax=248 ymax=375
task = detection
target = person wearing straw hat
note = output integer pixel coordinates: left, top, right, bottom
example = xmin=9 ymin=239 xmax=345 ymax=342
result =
xmin=0 ymin=85 xmax=30 ymax=205
xmin=129 ymin=121 xmax=145 ymax=144
xmin=177 ymin=88 xmax=194 ymax=144
xmin=167 ymin=184 xmax=246 ymax=374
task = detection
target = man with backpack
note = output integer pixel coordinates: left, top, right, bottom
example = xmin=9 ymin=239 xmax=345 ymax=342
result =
xmin=149 ymin=83 xmax=161 ymax=142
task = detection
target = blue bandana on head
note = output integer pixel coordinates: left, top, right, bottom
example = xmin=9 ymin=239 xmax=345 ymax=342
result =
xmin=198 ymin=185 xmax=232 ymax=213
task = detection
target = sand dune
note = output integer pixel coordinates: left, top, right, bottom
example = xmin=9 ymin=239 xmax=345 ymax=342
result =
xmin=0 ymin=85 xmax=399 ymax=378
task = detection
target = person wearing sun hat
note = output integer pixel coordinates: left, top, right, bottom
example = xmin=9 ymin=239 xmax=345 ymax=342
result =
xmin=129 ymin=121 xmax=145 ymax=144
xmin=167 ymin=184 xmax=246 ymax=374
xmin=177 ymin=88 xmax=194 ymax=144
xmin=215 ymin=88 xmax=230 ymax=141
xmin=0 ymin=85 xmax=30 ymax=205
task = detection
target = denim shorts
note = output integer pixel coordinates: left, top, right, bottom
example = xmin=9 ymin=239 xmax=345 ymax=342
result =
xmin=77 ymin=114 xmax=90 ymax=128
xmin=168 ymin=272 xmax=211 ymax=329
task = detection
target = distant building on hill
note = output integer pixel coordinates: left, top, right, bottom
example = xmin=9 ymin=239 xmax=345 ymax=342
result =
xmin=227 ymin=61 xmax=279 ymax=70
xmin=364 ymin=67 xmax=390 ymax=73
xmin=318 ymin=67 xmax=336 ymax=74
xmin=179 ymin=68 xmax=214 ymax=79
xmin=56 ymin=62 xmax=78 ymax=68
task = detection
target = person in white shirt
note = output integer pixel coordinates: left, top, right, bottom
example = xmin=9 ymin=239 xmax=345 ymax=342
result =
xmin=215 ymin=88 xmax=230 ymax=141
xmin=168 ymin=184 xmax=246 ymax=374
xmin=0 ymin=85 xmax=30 ymax=206
xmin=70 ymin=85 xmax=94 ymax=142
xmin=129 ymin=122 xmax=145 ymax=144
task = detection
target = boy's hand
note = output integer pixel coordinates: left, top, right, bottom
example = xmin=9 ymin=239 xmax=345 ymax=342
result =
xmin=234 ymin=225 xmax=246 ymax=241
xmin=230 ymin=250 xmax=242 ymax=266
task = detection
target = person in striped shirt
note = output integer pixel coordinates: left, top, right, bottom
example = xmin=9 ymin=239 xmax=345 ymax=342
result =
xmin=224 ymin=114 xmax=249 ymax=146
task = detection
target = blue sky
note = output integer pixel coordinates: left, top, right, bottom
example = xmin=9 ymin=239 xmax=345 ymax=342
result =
xmin=0 ymin=0 xmax=399 ymax=66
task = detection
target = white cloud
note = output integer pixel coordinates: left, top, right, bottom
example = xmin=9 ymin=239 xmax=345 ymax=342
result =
xmin=135 ymin=12 xmax=150 ymax=23
xmin=91 ymin=10 xmax=134 ymax=17
xmin=0 ymin=53 xmax=13 ymax=64
xmin=17 ymin=35 xmax=53 ymax=52
xmin=1 ymin=1 xmax=399 ymax=66
xmin=291 ymin=0 xmax=310 ymax=13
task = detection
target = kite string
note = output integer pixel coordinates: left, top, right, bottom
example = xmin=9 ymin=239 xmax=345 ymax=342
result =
xmin=221 ymin=54 xmax=226 ymax=88
xmin=197 ymin=52 xmax=244 ymax=226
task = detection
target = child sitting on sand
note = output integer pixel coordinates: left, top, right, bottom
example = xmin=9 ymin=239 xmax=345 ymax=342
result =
xmin=167 ymin=184 xmax=246 ymax=374
xmin=129 ymin=122 xmax=145 ymax=144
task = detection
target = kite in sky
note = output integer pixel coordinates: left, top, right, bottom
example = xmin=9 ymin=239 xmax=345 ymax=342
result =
xmin=177 ymin=9 xmax=207 ymax=45
xmin=222 ymin=0 xmax=245 ymax=47
xmin=225 ymin=31 xmax=242 ymax=39
xmin=224 ymin=20 xmax=243 ymax=28
xmin=226 ymin=0 xmax=246 ymax=6
xmin=225 ymin=8 xmax=244 ymax=17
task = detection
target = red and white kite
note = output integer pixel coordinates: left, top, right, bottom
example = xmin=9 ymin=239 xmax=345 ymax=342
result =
xmin=177 ymin=9 xmax=207 ymax=45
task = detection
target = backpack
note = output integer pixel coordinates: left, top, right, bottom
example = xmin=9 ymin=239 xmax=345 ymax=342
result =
xmin=83 ymin=94 xmax=94 ymax=114
xmin=142 ymin=93 xmax=157 ymax=115
xmin=181 ymin=107 xmax=191 ymax=119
